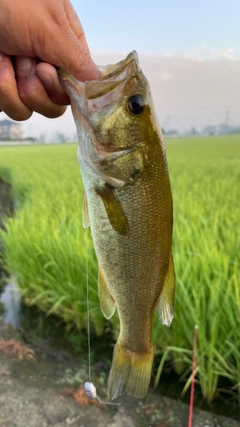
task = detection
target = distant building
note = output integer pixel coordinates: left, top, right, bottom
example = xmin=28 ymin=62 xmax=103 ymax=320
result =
xmin=0 ymin=119 xmax=22 ymax=140
xmin=202 ymin=125 xmax=217 ymax=136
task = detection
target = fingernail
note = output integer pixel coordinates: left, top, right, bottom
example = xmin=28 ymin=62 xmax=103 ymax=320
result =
xmin=17 ymin=56 xmax=33 ymax=72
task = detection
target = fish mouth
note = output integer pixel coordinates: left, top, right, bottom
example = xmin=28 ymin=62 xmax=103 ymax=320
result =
xmin=58 ymin=51 xmax=140 ymax=100
xmin=58 ymin=50 xmax=138 ymax=81
xmin=98 ymin=51 xmax=139 ymax=80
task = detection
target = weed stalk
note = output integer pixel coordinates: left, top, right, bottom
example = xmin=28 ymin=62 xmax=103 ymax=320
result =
xmin=188 ymin=325 xmax=198 ymax=427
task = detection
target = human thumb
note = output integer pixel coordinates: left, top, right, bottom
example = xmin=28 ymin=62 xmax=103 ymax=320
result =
xmin=58 ymin=0 xmax=101 ymax=81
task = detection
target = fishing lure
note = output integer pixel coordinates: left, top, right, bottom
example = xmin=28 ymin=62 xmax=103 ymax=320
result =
xmin=84 ymin=381 xmax=121 ymax=406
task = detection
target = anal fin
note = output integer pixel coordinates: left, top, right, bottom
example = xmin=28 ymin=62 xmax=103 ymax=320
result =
xmin=98 ymin=267 xmax=116 ymax=319
xmin=155 ymin=254 xmax=175 ymax=326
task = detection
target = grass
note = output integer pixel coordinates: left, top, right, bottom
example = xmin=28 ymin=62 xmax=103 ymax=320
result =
xmin=0 ymin=136 xmax=240 ymax=403
xmin=153 ymin=135 xmax=240 ymax=402
xmin=0 ymin=144 xmax=105 ymax=335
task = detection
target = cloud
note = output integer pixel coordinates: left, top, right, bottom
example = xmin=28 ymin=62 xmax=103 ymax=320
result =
xmin=210 ymin=48 xmax=238 ymax=61
xmin=123 ymin=52 xmax=240 ymax=130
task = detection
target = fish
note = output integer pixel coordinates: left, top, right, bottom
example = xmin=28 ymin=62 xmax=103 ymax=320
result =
xmin=58 ymin=51 xmax=175 ymax=400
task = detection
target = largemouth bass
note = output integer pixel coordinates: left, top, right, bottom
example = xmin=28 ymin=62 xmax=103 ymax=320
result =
xmin=59 ymin=51 xmax=175 ymax=400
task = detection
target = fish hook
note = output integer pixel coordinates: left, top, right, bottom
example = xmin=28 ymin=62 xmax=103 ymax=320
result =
xmin=84 ymin=382 xmax=121 ymax=406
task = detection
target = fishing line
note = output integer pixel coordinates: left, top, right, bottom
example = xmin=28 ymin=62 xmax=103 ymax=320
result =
xmin=80 ymin=93 xmax=120 ymax=406
xmin=85 ymin=233 xmax=91 ymax=383
xmin=84 ymin=231 xmax=120 ymax=406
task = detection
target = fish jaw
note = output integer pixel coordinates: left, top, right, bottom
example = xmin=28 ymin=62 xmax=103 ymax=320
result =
xmin=96 ymin=50 xmax=139 ymax=80
xmin=58 ymin=69 xmax=91 ymax=162
xmin=58 ymin=69 xmax=86 ymax=113
xmin=59 ymin=70 xmax=123 ymax=186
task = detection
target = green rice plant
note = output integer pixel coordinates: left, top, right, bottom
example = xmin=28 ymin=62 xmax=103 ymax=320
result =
xmin=0 ymin=165 xmax=12 ymax=183
xmin=0 ymin=144 xmax=115 ymax=336
xmin=0 ymin=136 xmax=240 ymax=402
xmin=153 ymin=136 xmax=240 ymax=402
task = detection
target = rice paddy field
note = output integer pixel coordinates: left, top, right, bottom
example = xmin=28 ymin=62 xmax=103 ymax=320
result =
xmin=0 ymin=135 xmax=239 ymax=404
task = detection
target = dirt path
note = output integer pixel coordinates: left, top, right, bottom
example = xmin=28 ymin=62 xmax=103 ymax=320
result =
xmin=0 ymin=321 xmax=239 ymax=427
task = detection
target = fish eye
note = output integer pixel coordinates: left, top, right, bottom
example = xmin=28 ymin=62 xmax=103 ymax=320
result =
xmin=128 ymin=95 xmax=145 ymax=115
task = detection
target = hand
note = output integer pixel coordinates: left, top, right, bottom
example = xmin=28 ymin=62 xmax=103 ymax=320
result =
xmin=0 ymin=53 xmax=69 ymax=120
xmin=0 ymin=0 xmax=101 ymax=120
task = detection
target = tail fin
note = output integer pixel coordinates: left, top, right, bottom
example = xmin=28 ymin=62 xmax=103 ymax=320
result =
xmin=107 ymin=342 xmax=154 ymax=400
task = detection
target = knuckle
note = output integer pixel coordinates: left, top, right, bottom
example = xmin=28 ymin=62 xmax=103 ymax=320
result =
xmin=0 ymin=76 xmax=12 ymax=93
xmin=11 ymin=110 xmax=33 ymax=121
xmin=0 ymin=68 xmax=33 ymax=121
xmin=0 ymin=97 xmax=32 ymax=121
xmin=41 ymin=105 xmax=66 ymax=119
xmin=18 ymin=85 xmax=37 ymax=104
xmin=19 ymin=90 xmax=66 ymax=118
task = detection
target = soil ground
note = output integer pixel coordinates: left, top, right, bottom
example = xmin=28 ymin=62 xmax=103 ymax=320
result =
xmin=0 ymin=320 xmax=239 ymax=427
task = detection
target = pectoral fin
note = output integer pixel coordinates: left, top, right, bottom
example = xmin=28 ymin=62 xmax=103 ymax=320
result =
xmin=98 ymin=267 xmax=116 ymax=319
xmin=82 ymin=193 xmax=90 ymax=228
xmin=96 ymin=184 xmax=129 ymax=235
xmin=155 ymin=254 xmax=175 ymax=326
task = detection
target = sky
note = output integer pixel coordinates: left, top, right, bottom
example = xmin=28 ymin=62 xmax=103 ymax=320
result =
xmin=1 ymin=0 xmax=240 ymax=139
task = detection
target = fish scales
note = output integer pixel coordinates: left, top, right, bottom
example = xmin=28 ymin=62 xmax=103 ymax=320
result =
xmin=90 ymin=151 xmax=171 ymax=339
xmin=58 ymin=51 xmax=175 ymax=400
